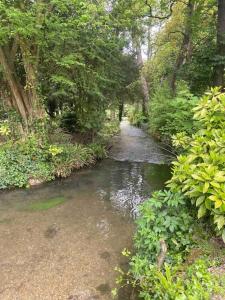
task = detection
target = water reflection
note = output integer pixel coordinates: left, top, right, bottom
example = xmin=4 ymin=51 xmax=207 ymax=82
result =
xmin=0 ymin=159 xmax=170 ymax=218
xmin=96 ymin=160 xmax=170 ymax=217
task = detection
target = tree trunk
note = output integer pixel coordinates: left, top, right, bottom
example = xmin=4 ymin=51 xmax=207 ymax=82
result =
xmin=213 ymin=0 xmax=225 ymax=87
xmin=118 ymin=100 xmax=124 ymax=122
xmin=170 ymin=0 xmax=194 ymax=95
xmin=136 ymin=41 xmax=149 ymax=117
xmin=0 ymin=46 xmax=29 ymax=126
xmin=20 ymin=39 xmax=44 ymax=119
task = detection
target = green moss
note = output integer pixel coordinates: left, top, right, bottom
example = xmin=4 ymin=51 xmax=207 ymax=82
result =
xmin=0 ymin=218 xmax=12 ymax=224
xmin=27 ymin=197 xmax=65 ymax=211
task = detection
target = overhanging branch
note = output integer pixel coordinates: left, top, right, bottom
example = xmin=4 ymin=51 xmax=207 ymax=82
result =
xmin=145 ymin=0 xmax=176 ymax=20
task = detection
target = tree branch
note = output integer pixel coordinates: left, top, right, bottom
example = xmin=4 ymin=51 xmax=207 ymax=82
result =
xmin=145 ymin=0 xmax=176 ymax=20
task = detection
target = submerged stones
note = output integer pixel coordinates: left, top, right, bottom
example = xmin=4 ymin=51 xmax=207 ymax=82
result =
xmin=44 ymin=223 xmax=60 ymax=239
xmin=99 ymin=251 xmax=111 ymax=260
xmin=96 ymin=283 xmax=111 ymax=295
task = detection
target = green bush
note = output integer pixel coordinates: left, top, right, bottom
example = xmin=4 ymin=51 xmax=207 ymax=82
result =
xmin=51 ymin=143 xmax=95 ymax=178
xmin=149 ymin=85 xmax=198 ymax=143
xmin=130 ymin=259 xmax=223 ymax=300
xmin=0 ymin=137 xmax=53 ymax=189
xmin=60 ymin=111 xmax=80 ymax=133
xmin=168 ymin=88 xmax=225 ymax=240
xmin=127 ymin=106 xmax=146 ymax=127
xmin=97 ymin=119 xmax=120 ymax=142
xmin=113 ymin=190 xmax=224 ymax=300
xmin=133 ymin=190 xmax=193 ymax=263
xmin=0 ymin=135 xmax=108 ymax=189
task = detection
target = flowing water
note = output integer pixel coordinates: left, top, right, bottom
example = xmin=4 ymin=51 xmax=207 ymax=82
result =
xmin=0 ymin=121 xmax=171 ymax=300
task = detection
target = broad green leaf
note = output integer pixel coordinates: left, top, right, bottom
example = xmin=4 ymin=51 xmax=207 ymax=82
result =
xmin=214 ymin=172 xmax=225 ymax=182
xmin=209 ymin=195 xmax=219 ymax=202
xmin=203 ymin=182 xmax=209 ymax=194
xmin=215 ymin=199 xmax=222 ymax=209
xmin=210 ymin=181 xmax=220 ymax=188
xmin=191 ymin=174 xmax=204 ymax=181
xmin=215 ymin=216 xmax=225 ymax=230
xmin=222 ymin=229 xmax=225 ymax=243
xmin=196 ymin=196 xmax=205 ymax=207
xmin=198 ymin=204 xmax=207 ymax=219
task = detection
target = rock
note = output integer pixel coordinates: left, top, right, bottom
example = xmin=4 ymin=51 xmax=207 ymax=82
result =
xmin=44 ymin=224 xmax=60 ymax=239
xmin=28 ymin=178 xmax=44 ymax=186
xmin=67 ymin=290 xmax=100 ymax=300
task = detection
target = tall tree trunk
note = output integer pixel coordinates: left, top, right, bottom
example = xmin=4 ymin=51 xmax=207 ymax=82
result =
xmin=213 ymin=0 xmax=225 ymax=87
xmin=170 ymin=0 xmax=194 ymax=95
xmin=20 ymin=39 xmax=44 ymax=119
xmin=135 ymin=40 xmax=149 ymax=117
xmin=118 ymin=100 xmax=124 ymax=122
xmin=0 ymin=46 xmax=29 ymax=126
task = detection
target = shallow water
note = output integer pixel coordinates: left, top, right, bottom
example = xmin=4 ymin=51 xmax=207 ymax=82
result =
xmin=0 ymin=121 xmax=171 ymax=300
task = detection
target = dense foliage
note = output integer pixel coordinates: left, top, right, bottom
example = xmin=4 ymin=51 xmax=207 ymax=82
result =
xmin=133 ymin=190 xmax=193 ymax=263
xmin=0 ymin=119 xmax=118 ymax=189
xmin=113 ymin=190 xmax=225 ymax=299
xmin=0 ymin=0 xmax=132 ymax=189
xmin=1 ymin=0 xmax=225 ymax=297
xmin=169 ymin=89 xmax=225 ymax=240
xmin=148 ymin=85 xmax=198 ymax=143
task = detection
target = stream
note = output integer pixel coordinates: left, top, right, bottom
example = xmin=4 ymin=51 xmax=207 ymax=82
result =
xmin=0 ymin=120 xmax=171 ymax=300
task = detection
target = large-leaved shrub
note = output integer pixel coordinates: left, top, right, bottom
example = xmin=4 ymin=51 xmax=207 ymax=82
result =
xmin=168 ymin=88 xmax=225 ymax=240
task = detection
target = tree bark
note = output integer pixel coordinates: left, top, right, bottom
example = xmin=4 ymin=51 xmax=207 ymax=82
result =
xmin=213 ymin=0 xmax=225 ymax=87
xmin=118 ymin=100 xmax=124 ymax=121
xmin=136 ymin=41 xmax=149 ymax=117
xmin=170 ymin=0 xmax=194 ymax=95
xmin=20 ymin=39 xmax=44 ymax=119
xmin=0 ymin=46 xmax=29 ymax=125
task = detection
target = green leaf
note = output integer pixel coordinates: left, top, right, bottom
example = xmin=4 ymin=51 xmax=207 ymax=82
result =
xmin=215 ymin=199 xmax=223 ymax=209
xmin=196 ymin=196 xmax=205 ymax=207
xmin=214 ymin=172 xmax=225 ymax=182
xmin=191 ymin=174 xmax=204 ymax=181
xmin=222 ymin=229 xmax=225 ymax=244
xmin=210 ymin=181 xmax=220 ymax=188
xmin=215 ymin=216 xmax=225 ymax=230
xmin=203 ymin=182 xmax=209 ymax=194
xmin=198 ymin=204 xmax=207 ymax=219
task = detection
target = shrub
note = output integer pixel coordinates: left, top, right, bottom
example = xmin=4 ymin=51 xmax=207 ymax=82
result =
xmin=51 ymin=143 xmax=95 ymax=177
xmin=148 ymin=85 xmax=198 ymax=143
xmin=0 ymin=138 xmax=53 ymax=189
xmin=88 ymin=143 xmax=108 ymax=160
xmin=133 ymin=190 xmax=193 ymax=264
xmin=127 ymin=106 xmax=146 ymax=127
xmin=97 ymin=119 xmax=120 ymax=141
xmin=0 ymin=135 xmax=108 ymax=189
xmin=129 ymin=259 xmax=223 ymax=300
xmin=60 ymin=111 xmax=80 ymax=133
xmin=168 ymin=88 xmax=225 ymax=240
xmin=113 ymin=190 xmax=224 ymax=300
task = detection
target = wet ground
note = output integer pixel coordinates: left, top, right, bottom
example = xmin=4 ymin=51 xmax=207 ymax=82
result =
xmin=0 ymin=121 xmax=171 ymax=300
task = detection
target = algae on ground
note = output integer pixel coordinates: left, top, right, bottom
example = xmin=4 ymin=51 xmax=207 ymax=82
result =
xmin=27 ymin=197 xmax=65 ymax=211
xmin=0 ymin=218 xmax=12 ymax=224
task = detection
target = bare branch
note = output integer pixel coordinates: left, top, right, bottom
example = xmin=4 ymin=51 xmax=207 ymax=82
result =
xmin=145 ymin=0 xmax=177 ymax=20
